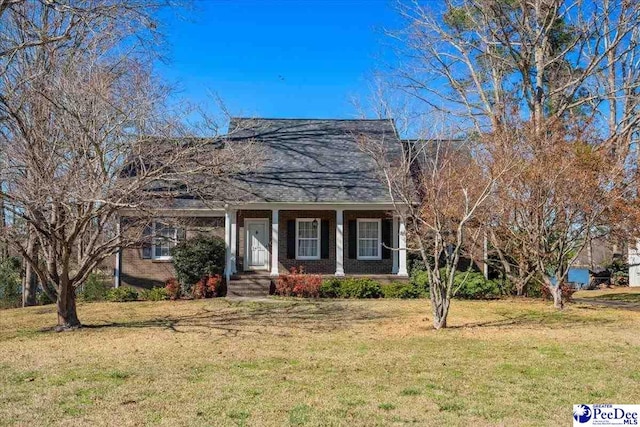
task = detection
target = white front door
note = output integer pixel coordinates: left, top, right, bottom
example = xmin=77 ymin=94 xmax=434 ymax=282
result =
xmin=245 ymin=219 xmax=269 ymax=270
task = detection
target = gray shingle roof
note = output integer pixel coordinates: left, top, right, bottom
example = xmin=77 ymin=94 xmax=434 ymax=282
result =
xmin=223 ymin=118 xmax=402 ymax=204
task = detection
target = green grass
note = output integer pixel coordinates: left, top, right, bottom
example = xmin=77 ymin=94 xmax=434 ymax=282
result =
xmin=0 ymin=295 xmax=639 ymax=426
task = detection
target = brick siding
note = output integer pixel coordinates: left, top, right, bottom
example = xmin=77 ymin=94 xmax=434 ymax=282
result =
xmin=236 ymin=209 xmax=395 ymax=275
xmin=120 ymin=216 xmax=224 ymax=289
xmin=121 ymin=209 xmax=399 ymax=287
xmin=278 ymin=210 xmax=336 ymax=274
xmin=344 ymin=210 xmax=394 ymax=274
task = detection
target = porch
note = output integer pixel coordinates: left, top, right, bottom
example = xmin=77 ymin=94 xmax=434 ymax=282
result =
xmin=223 ymin=205 xmax=408 ymax=282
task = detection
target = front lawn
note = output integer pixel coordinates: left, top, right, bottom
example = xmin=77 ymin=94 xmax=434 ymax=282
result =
xmin=574 ymin=286 xmax=640 ymax=303
xmin=1 ymin=297 xmax=639 ymax=426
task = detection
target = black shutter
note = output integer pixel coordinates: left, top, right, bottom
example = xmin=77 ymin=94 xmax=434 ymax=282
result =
xmin=321 ymin=219 xmax=329 ymax=259
xmin=382 ymin=219 xmax=392 ymax=259
xmin=348 ymin=220 xmax=357 ymax=259
xmin=177 ymin=227 xmax=186 ymax=242
xmin=287 ymin=220 xmax=296 ymax=259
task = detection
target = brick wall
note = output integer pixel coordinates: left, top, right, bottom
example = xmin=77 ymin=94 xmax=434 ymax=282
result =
xmin=344 ymin=210 xmax=394 ymax=274
xmin=235 ymin=209 xmax=395 ymax=275
xmin=278 ymin=210 xmax=336 ymax=274
xmin=120 ymin=216 xmax=224 ymax=289
xmin=121 ymin=210 xmax=398 ymax=287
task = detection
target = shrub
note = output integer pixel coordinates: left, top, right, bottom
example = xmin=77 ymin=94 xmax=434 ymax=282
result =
xmin=319 ymin=277 xmax=384 ymax=298
xmin=319 ymin=278 xmax=343 ymax=298
xmin=171 ymin=236 xmax=225 ymax=294
xmin=106 ymin=286 xmax=138 ymax=302
xmin=193 ymin=274 xmax=224 ymax=299
xmin=276 ymin=267 xmax=322 ymax=298
xmin=340 ymin=278 xmax=383 ymax=299
xmin=165 ymin=277 xmax=181 ymax=300
xmin=139 ymin=287 xmax=169 ymax=301
xmin=409 ymin=267 xmax=501 ymax=300
xmin=0 ymin=257 xmax=22 ymax=309
xmin=612 ymin=272 xmax=629 ymax=287
xmin=453 ymin=271 xmax=501 ymax=299
xmin=37 ymin=286 xmax=55 ymax=305
xmin=77 ymin=272 xmax=110 ymax=302
xmin=381 ymin=282 xmax=425 ymax=299
xmin=410 ymin=269 xmax=430 ymax=293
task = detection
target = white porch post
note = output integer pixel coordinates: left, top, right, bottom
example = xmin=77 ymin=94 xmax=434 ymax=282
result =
xmin=114 ymin=217 xmax=121 ymax=288
xmin=270 ymin=209 xmax=279 ymax=277
xmin=224 ymin=209 xmax=231 ymax=283
xmin=398 ymin=216 xmax=408 ymax=277
xmin=483 ymin=231 xmax=489 ymax=280
xmin=335 ymin=209 xmax=345 ymax=276
xmin=392 ymin=216 xmax=399 ymax=274
xmin=230 ymin=210 xmax=237 ymax=274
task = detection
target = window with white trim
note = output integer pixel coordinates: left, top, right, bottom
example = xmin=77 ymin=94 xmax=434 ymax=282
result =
xmin=296 ymin=218 xmax=320 ymax=260
xmin=152 ymin=221 xmax=178 ymax=260
xmin=357 ymin=218 xmax=381 ymax=260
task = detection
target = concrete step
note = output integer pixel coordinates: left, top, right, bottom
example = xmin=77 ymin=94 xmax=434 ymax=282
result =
xmin=228 ymin=283 xmax=271 ymax=290
xmin=231 ymin=279 xmax=271 ymax=285
xmin=227 ymin=276 xmax=272 ymax=297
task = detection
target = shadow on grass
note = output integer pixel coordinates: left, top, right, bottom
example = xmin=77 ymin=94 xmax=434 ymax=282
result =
xmin=79 ymin=300 xmax=387 ymax=337
xmin=577 ymin=293 xmax=640 ymax=303
xmin=449 ymin=309 xmax=618 ymax=329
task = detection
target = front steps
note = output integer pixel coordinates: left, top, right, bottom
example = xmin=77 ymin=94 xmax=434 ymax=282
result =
xmin=227 ymin=272 xmax=273 ymax=298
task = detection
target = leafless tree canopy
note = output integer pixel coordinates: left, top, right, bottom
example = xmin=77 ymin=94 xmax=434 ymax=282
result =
xmin=0 ymin=0 xmax=260 ymax=328
xmin=361 ymin=0 xmax=640 ymax=327
xmin=397 ymin=0 xmax=640 ymax=139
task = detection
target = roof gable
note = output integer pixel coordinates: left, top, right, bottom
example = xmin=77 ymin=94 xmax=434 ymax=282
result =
xmin=226 ymin=118 xmax=402 ymax=203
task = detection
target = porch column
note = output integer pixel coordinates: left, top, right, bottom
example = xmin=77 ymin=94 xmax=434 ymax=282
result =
xmin=483 ymin=231 xmax=489 ymax=280
xmin=392 ymin=216 xmax=399 ymax=274
xmin=224 ymin=209 xmax=231 ymax=283
xmin=398 ymin=216 xmax=408 ymax=277
xmin=114 ymin=217 xmax=121 ymax=288
xmin=335 ymin=209 xmax=345 ymax=276
xmin=230 ymin=210 xmax=237 ymax=274
xmin=270 ymin=209 xmax=279 ymax=277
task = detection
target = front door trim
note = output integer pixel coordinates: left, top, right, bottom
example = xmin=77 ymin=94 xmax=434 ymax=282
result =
xmin=244 ymin=218 xmax=270 ymax=271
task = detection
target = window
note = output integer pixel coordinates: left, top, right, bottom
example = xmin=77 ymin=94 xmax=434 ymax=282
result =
xmin=357 ymin=219 xmax=381 ymax=260
xmin=296 ymin=218 xmax=320 ymax=260
xmin=152 ymin=221 xmax=178 ymax=260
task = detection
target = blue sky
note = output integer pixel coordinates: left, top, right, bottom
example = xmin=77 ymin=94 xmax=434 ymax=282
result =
xmin=156 ymin=0 xmax=403 ymax=119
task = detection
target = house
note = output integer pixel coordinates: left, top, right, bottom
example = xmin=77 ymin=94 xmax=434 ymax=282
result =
xmin=569 ymin=237 xmax=624 ymax=288
xmin=114 ymin=118 xmax=409 ymax=296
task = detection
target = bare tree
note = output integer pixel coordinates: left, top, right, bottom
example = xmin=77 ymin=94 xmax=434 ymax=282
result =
xmin=0 ymin=1 xmax=260 ymax=330
xmin=391 ymin=0 xmax=639 ymax=308
xmin=0 ymin=0 xmax=172 ymax=307
xmin=488 ymin=120 xmax=624 ymax=307
xmin=359 ymin=123 xmax=511 ymax=329
xmin=0 ymin=0 xmax=164 ymax=63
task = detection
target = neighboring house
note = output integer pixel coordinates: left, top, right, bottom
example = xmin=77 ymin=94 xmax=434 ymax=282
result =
xmin=115 ymin=118 xmax=409 ymax=296
xmin=570 ymin=237 xmax=624 ymax=287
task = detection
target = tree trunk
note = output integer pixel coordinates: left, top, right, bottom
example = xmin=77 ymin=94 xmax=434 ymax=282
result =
xmin=22 ymin=232 xmax=38 ymax=307
xmin=430 ymin=281 xmax=450 ymax=330
xmin=0 ymin=189 xmax=7 ymax=261
xmin=551 ymin=285 xmax=564 ymax=310
xmin=56 ymin=279 xmax=81 ymax=331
